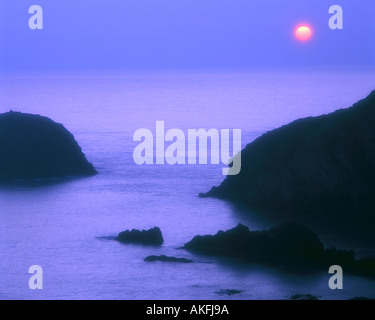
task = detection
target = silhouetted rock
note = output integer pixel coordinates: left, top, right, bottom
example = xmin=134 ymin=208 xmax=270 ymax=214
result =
xmin=183 ymin=222 xmax=375 ymax=277
xmin=144 ymin=255 xmax=193 ymax=263
xmin=290 ymin=294 xmax=319 ymax=300
xmin=202 ymin=91 xmax=375 ymax=217
xmin=116 ymin=227 xmax=163 ymax=246
xmin=0 ymin=111 xmax=97 ymax=180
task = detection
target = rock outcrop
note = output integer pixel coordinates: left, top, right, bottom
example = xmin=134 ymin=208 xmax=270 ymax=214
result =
xmin=0 ymin=111 xmax=97 ymax=180
xmin=183 ymin=222 xmax=375 ymax=278
xmin=201 ymin=91 xmax=375 ymax=216
xmin=116 ymin=227 xmax=164 ymax=246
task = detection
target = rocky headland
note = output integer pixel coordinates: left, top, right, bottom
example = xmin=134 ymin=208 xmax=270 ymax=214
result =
xmin=0 ymin=111 xmax=97 ymax=180
xmin=201 ymin=91 xmax=375 ymax=218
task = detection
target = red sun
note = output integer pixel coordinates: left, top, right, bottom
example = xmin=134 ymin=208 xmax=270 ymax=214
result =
xmin=295 ymin=25 xmax=313 ymax=41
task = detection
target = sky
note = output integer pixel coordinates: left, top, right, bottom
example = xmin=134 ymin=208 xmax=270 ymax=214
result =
xmin=0 ymin=0 xmax=374 ymax=73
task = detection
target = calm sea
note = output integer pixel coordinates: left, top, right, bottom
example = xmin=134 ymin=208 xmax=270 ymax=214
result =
xmin=1 ymin=70 xmax=375 ymax=299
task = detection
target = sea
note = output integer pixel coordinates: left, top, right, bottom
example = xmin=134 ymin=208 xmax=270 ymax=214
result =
xmin=1 ymin=69 xmax=375 ymax=300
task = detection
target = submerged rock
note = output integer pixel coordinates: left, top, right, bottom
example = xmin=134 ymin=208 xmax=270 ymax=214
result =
xmin=0 ymin=111 xmax=97 ymax=180
xmin=183 ymin=222 xmax=375 ymax=278
xmin=202 ymin=91 xmax=375 ymax=217
xmin=116 ymin=227 xmax=164 ymax=246
xmin=290 ymin=294 xmax=319 ymax=300
xmin=144 ymin=255 xmax=193 ymax=263
xmin=215 ymin=289 xmax=242 ymax=296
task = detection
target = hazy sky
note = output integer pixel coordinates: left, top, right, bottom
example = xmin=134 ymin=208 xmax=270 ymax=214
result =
xmin=0 ymin=0 xmax=374 ymax=72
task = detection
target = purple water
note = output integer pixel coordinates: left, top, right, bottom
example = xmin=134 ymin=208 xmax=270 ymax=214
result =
xmin=1 ymin=70 xmax=375 ymax=299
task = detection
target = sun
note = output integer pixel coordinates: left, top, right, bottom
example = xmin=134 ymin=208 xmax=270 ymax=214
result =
xmin=295 ymin=25 xmax=313 ymax=41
